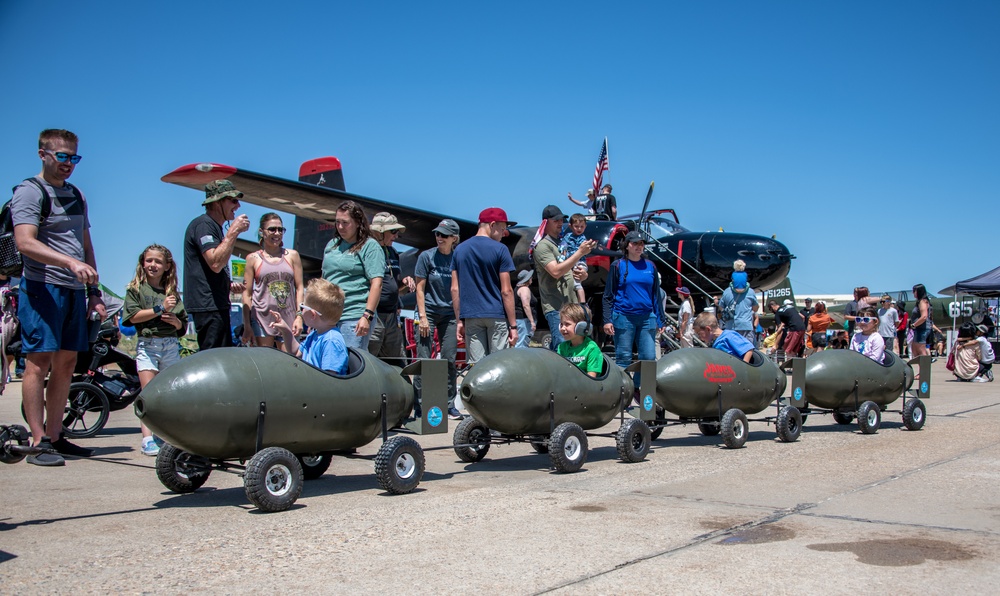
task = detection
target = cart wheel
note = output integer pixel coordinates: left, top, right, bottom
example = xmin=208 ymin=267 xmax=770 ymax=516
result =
xmin=375 ymin=436 xmax=424 ymax=494
xmin=0 ymin=425 xmax=30 ymax=465
xmin=297 ymin=452 xmax=333 ymax=480
xmin=155 ymin=444 xmax=212 ymax=493
xmin=832 ymin=411 xmax=855 ymax=425
xmin=245 ymin=447 xmax=304 ymax=512
xmin=616 ymin=418 xmax=651 ymax=463
xmin=453 ymin=417 xmax=491 ymax=463
xmin=698 ymin=421 xmax=721 ymax=436
xmin=60 ymin=383 xmax=111 ymax=439
xmin=776 ymin=406 xmax=802 ymax=443
xmin=857 ymin=401 xmax=881 ymax=435
xmin=549 ymin=422 xmax=588 ymax=473
xmin=902 ymin=399 xmax=926 ymax=431
xmin=720 ymin=408 xmax=749 ymax=449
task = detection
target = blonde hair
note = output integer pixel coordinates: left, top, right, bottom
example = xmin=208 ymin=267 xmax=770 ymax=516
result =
xmin=305 ymin=278 xmax=345 ymax=324
xmin=127 ymin=244 xmax=178 ymax=296
xmin=733 ymin=259 xmax=746 ymax=272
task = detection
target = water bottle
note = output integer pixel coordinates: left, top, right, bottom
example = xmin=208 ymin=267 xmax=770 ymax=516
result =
xmin=88 ymin=310 xmax=101 ymax=344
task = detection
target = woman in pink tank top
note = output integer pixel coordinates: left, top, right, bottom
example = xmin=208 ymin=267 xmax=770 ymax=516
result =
xmin=241 ymin=213 xmax=304 ymax=351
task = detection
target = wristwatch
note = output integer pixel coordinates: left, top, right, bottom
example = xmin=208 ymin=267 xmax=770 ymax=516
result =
xmin=152 ymin=304 xmax=163 ymax=315
xmin=87 ymin=286 xmax=102 ymax=298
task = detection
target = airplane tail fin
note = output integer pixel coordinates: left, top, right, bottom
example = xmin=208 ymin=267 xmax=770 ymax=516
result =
xmin=294 ymin=157 xmax=345 ymax=264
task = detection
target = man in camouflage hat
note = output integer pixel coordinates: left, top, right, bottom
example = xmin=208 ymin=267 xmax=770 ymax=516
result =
xmin=183 ymin=179 xmax=251 ymax=350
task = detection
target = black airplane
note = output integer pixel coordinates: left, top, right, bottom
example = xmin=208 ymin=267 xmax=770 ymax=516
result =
xmin=161 ymin=158 xmax=795 ymax=305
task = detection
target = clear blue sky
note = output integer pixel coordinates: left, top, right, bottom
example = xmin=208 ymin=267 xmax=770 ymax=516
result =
xmin=2 ymin=1 xmax=997 ymax=299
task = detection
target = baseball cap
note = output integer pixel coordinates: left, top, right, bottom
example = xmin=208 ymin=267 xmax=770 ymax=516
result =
xmin=432 ymin=218 xmax=460 ymax=236
xmin=203 ymin=179 xmax=243 ymax=205
xmin=542 ymin=205 xmax=566 ymax=221
xmin=977 ymin=324 xmax=988 ymax=334
xmin=479 ymin=207 xmax=516 ymax=226
xmin=624 ymin=231 xmax=644 ymax=244
xmin=783 ymin=299 xmax=794 ymax=306
xmin=370 ymin=212 xmax=406 ymax=233
xmin=676 ymin=286 xmax=691 ymax=296
xmin=805 ymin=297 xmax=813 ymax=303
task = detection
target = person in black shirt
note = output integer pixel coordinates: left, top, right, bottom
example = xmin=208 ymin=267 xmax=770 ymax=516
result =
xmin=594 ymin=184 xmax=617 ymax=220
xmin=368 ymin=212 xmax=414 ymax=363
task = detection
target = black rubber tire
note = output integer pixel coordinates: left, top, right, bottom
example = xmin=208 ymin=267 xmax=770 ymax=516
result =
xmin=776 ymin=406 xmax=802 ymax=443
xmin=832 ymin=411 xmax=854 ymax=425
xmin=0 ymin=424 xmax=30 ymax=464
xmin=720 ymin=408 xmax=749 ymax=449
xmin=244 ymin=447 xmax=304 ymax=512
xmin=549 ymin=422 xmax=588 ymax=473
xmin=530 ymin=440 xmax=549 ymax=454
xmin=902 ymin=399 xmax=926 ymax=431
xmin=616 ymin=418 xmax=651 ymax=463
xmin=857 ymin=401 xmax=881 ymax=435
xmin=297 ymin=453 xmax=333 ymax=480
xmin=62 ymin=383 xmax=111 ymax=439
xmin=375 ymin=436 xmax=424 ymax=494
xmin=155 ymin=444 xmax=212 ymax=494
xmin=453 ymin=417 xmax=491 ymax=463
xmin=698 ymin=421 xmax=721 ymax=436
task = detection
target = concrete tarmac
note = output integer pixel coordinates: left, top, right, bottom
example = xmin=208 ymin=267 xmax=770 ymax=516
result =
xmin=1 ymin=360 xmax=998 ymax=594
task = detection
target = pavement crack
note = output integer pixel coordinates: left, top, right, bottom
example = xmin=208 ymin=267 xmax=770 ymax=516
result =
xmin=798 ymin=512 xmax=1000 ymax=537
xmin=943 ymin=402 xmax=1000 ymax=417
xmin=535 ymin=503 xmax=816 ymax=595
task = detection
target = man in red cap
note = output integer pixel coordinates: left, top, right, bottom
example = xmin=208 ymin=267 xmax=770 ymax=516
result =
xmin=451 ymin=207 xmax=518 ymax=365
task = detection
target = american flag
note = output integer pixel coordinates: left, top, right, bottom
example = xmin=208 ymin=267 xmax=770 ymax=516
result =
xmin=592 ymin=137 xmax=609 ymax=195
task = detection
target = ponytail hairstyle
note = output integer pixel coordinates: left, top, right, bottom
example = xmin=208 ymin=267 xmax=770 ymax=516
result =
xmin=258 ymin=212 xmax=284 ymax=246
xmin=335 ymin=201 xmax=372 ymax=254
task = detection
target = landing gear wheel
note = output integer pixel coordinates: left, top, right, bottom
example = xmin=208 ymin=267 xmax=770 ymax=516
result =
xmin=530 ymin=440 xmax=549 ymax=454
xmin=857 ymin=401 xmax=881 ymax=435
xmin=720 ymin=408 xmax=749 ymax=449
xmin=297 ymin=453 xmax=333 ymax=480
xmin=616 ymin=418 xmax=650 ymax=463
xmin=375 ymin=436 xmax=424 ymax=494
xmin=549 ymin=422 xmax=588 ymax=473
xmin=155 ymin=444 xmax=212 ymax=493
xmin=245 ymin=447 xmax=304 ymax=512
xmin=62 ymin=383 xmax=111 ymax=439
xmin=649 ymin=408 xmax=666 ymax=441
xmin=776 ymin=406 xmax=802 ymax=443
xmin=902 ymin=399 xmax=926 ymax=431
xmin=0 ymin=425 xmax=30 ymax=464
xmin=698 ymin=421 xmax=721 ymax=436
xmin=453 ymin=417 xmax=491 ymax=463
xmin=833 ymin=411 xmax=855 ymax=425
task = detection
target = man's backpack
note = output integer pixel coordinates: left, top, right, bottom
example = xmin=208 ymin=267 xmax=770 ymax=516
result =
xmin=0 ymin=178 xmax=63 ymax=277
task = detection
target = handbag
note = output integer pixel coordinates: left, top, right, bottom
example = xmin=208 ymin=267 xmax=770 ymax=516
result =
xmin=946 ymin=345 xmax=956 ymax=372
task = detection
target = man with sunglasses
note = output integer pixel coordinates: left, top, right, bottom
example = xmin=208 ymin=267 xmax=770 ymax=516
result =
xmin=183 ymin=179 xmax=251 ymax=351
xmin=877 ymin=295 xmax=900 ymax=352
xmin=368 ymin=212 xmax=414 ymax=364
xmin=12 ymin=129 xmax=105 ymax=466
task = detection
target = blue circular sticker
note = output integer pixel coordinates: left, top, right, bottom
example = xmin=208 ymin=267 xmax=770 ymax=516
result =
xmin=643 ymin=395 xmax=654 ymax=411
xmin=794 ymin=387 xmax=803 ymax=400
xmin=427 ymin=406 xmax=443 ymax=427
xmin=921 ymin=382 xmax=928 ymax=394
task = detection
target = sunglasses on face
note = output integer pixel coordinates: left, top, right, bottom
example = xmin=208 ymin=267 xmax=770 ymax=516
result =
xmin=856 ymin=316 xmax=876 ymax=324
xmin=298 ymin=303 xmax=322 ymax=318
xmin=45 ymin=150 xmax=82 ymax=164
xmin=265 ymin=226 xmax=286 ymax=233
xmin=434 ymin=232 xmax=453 ymax=238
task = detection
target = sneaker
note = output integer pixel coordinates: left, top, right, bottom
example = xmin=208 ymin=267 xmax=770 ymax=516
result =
xmin=931 ymin=357 xmax=938 ymax=363
xmin=26 ymin=437 xmax=65 ymax=467
xmin=987 ymin=370 xmax=995 ymax=382
xmin=972 ymin=376 xmax=988 ymax=383
xmin=448 ymin=407 xmax=463 ymax=420
xmin=52 ymin=436 xmax=94 ymax=458
xmin=141 ymin=438 xmax=160 ymax=456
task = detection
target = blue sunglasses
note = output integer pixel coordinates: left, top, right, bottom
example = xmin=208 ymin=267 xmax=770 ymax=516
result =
xmin=45 ymin=150 xmax=82 ymax=164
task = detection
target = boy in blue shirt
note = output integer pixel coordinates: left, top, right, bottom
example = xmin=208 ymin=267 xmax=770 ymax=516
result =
xmin=270 ymin=278 xmax=349 ymax=374
xmin=556 ymin=304 xmax=603 ymax=377
xmin=694 ymin=312 xmax=755 ymax=363
xmin=559 ymin=214 xmax=589 ymax=304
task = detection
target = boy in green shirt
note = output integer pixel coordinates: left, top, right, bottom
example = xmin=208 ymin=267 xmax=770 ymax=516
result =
xmin=556 ymin=303 xmax=603 ymax=377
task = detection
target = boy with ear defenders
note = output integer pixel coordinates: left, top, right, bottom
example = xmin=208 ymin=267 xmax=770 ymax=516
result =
xmin=556 ymin=303 xmax=602 ymax=378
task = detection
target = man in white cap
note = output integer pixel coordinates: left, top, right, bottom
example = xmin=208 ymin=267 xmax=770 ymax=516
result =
xmin=368 ymin=212 xmax=414 ymax=364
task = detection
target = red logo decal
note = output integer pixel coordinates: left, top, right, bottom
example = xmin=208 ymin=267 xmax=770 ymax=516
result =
xmin=703 ymin=363 xmax=736 ymax=383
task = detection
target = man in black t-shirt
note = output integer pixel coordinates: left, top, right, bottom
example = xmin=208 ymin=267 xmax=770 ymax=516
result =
xmin=368 ymin=212 xmax=414 ymax=363
xmin=771 ymin=299 xmax=806 ymax=357
xmin=594 ymin=184 xmax=617 ymax=220
xmin=183 ymin=180 xmax=250 ymax=350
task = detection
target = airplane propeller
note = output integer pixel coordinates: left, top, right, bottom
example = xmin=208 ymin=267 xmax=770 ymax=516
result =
xmin=638 ymin=181 xmax=654 ymax=229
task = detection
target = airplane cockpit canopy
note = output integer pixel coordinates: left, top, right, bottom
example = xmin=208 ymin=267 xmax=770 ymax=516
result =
xmin=646 ymin=216 xmax=689 ymax=239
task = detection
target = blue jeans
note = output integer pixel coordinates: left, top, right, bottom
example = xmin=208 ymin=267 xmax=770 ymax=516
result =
xmin=612 ymin=311 xmax=657 ymax=386
xmin=340 ymin=318 xmax=372 ymax=351
xmin=544 ymin=310 xmax=564 ymax=351
xmin=515 ymin=318 xmax=532 ymax=348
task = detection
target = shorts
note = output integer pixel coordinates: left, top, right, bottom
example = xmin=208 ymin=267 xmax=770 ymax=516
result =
xmin=192 ymin=310 xmax=233 ymax=350
xmin=811 ymin=332 xmax=828 ymax=348
xmin=136 ymin=336 xmax=181 ymax=372
xmin=912 ymin=326 xmax=930 ymax=344
xmin=18 ymin=278 xmax=88 ymax=353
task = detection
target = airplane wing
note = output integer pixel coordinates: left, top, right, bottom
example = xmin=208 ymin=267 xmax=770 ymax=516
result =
xmin=161 ymin=163 xmax=480 ymax=251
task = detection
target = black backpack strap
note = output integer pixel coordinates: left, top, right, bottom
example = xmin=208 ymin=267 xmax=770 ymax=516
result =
xmin=19 ymin=178 xmax=53 ymax=223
